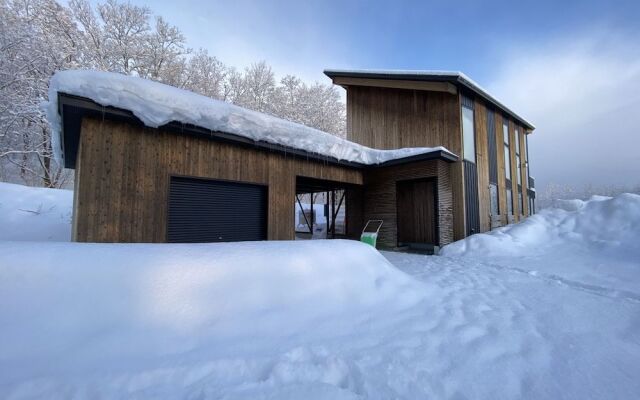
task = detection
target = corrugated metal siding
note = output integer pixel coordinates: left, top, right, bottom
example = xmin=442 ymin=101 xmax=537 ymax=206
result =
xmin=464 ymin=161 xmax=480 ymax=235
xmin=167 ymin=176 xmax=267 ymax=243
xmin=461 ymin=95 xmax=474 ymax=109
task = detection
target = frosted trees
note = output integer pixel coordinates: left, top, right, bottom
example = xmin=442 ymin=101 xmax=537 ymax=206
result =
xmin=0 ymin=0 xmax=346 ymax=188
xmin=0 ymin=0 xmax=79 ymax=187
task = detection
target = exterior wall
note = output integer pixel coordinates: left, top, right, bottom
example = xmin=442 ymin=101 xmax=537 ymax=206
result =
xmin=346 ymin=85 xmax=465 ymax=240
xmin=361 ymin=159 xmax=453 ymax=248
xmin=473 ymin=99 xmax=491 ymax=232
xmin=495 ymin=113 xmax=508 ymax=226
xmin=346 ymin=86 xmax=462 ymax=151
xmin=73 ymin=117 xmax=363 ymax=242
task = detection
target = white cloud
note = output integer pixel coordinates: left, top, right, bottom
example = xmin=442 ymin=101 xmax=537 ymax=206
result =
xmin=487 ymin=32 xmax=640 ymax=191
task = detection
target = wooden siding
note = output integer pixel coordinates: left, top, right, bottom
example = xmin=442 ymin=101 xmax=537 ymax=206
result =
xmin=519 ymin=128 xmax=530 ymax=216
xmin=509 ymin=119 xmax=520 ymax=221
xmin=346 ymin=85 xmax=465 ymax=241
xmin=346 ymin=86 xmax=461 ymax=152
xmin=73 ymin=117 xmax=363 ymax=242
xmin=495 ymin=113 xmax=508 ymax=226
xmin=473 ymin=99 xmax=491 ymax=232
xmin=361 ymin=159 xmax=453 ymax=248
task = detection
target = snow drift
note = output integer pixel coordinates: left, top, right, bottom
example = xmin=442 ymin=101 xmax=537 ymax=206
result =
xmin=441 ymin=193 xmax=640 ymax=257
xmin=0 ymin=239 xmax=425 ymax=395
xmin=46 ymin=70 xmax=454 ymax=165
xmin=0 ymin=182 xmax=72 ymax=241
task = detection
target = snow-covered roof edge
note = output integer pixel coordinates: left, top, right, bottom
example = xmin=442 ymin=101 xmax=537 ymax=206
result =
xmin=324 ymin=68 xmax=535 ymax=130
xmin=46 ymin=70 xmax=457 ymax=166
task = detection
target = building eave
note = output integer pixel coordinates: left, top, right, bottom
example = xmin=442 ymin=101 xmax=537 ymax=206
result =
xmin=324 ymin=69 xmax=535 ymax=131
xmin=57 ymin=93 xmax=458 ymax=171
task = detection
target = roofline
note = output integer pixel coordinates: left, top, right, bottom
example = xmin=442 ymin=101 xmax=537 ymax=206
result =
xmin=57 ymin=93 xmax=458 ymax=171
xmin=324 ymin=69 xmax=535 ymax=131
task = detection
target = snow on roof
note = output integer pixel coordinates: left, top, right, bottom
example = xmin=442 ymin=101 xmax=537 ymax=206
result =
xmin=324 ymin=68 xmax=535 ymax=130
xmin=46 ymin=70 xmax=456 ymax=165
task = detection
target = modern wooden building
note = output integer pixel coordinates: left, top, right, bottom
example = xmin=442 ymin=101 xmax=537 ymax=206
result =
xmin=325 ymin=69 xmax=536 ymax=240
xmin=53 ymin=68 xmax=535 ymax=250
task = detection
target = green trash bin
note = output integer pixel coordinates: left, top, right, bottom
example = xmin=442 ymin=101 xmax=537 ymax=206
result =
xmin=360 ymin=220 xmax=383 ymax=248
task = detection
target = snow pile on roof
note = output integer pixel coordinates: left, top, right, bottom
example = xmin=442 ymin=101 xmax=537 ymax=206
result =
xmin=0 ymin=182 xmax=72 ymax=241
xmin=441 ymin=193 xmax=640 ymax=258
xmin=46 ymin=70 xmax=454 ymax=165
xmin=0 ymin=239 xmax=426 ymax=397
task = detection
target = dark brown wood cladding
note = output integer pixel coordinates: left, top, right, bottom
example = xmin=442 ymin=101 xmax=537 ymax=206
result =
xmin=397 ymin=179 xmax=437 ymax=245
xmin=73 ymin=117 xmax=363 ymax=242
xmin=346 ymin=86 xmax=462 ymax=153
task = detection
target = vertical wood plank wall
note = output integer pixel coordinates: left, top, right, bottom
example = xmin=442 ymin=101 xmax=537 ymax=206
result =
xmin=74 ymin=117 xmax=363 ymax=242
xmin=473 ymin=99 xmax=491 ymax=232
xmin=472 ymin=103 xmax=533 ymax=231
xmin=345 ymin=85 xmax=466 ymax=241
xmin=494 ymin=113 xmax=508 ymax=226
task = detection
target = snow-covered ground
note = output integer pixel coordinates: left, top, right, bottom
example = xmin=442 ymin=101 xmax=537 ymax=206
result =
xmin=0 ymin=182 xmax=639 ymax=399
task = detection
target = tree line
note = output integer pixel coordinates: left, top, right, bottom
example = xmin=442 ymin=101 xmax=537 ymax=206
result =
xmin=0 ymin=0 xmax=346 ymax=188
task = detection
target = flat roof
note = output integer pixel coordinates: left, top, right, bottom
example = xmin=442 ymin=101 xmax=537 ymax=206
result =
xmin=324 ymin=69 xmax=535 ymax=130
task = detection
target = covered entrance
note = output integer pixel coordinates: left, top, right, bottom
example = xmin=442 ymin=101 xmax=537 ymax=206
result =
xmin=396 ymin=178 xmax=438 ymax=248
xmin=295 ymin=176 xmax=354 ymax=240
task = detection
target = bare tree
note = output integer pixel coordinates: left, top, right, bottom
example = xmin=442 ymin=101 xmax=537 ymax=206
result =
xmin=1 ymin=0 xmax=347 ymax=188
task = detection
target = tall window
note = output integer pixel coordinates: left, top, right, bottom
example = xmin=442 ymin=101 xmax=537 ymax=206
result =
xmin=506 ymin=189 xmax=513 ymax=216
xmin=515 ymin=129 xmax=521 ymax=186
xmin=462 ymin=106 xmax=475 ymax=163
xmin=503 ymin=122 xmax=511 ymax=181
xmin=515 ymin=129 xmax=523 ymax=215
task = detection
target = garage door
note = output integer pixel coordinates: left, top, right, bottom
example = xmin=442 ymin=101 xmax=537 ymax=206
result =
xmin=167 ymin=176 xmax=267 ymax=243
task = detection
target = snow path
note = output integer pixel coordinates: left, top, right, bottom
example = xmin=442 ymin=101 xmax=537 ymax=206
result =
xmin=384 ymin=252 xmax=640 ymax=399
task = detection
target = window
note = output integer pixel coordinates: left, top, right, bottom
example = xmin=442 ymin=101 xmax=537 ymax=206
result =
xmin=503 ymin=122 xmax=511 ymax=181
xmin=515 ymin=129 xmax=521 ymax=186
xmin=506 ymin=188 xmax=513 ymax=215
xmin=518 ymin=191 xmax=523 ymax=216
xmin=490 ymin=184 xmax=499 ymax=217
xmin=462 ymin=106 xmax=476 ymax=163
xmin=529 ymin=196 xmax=535 ymax=215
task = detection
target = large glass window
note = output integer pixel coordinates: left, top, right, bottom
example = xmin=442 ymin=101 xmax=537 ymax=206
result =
xmin=462 ymin=106 xmax=476 ymax=163
xmin=490 ymin=184 xmax=499 ymax=217
xmin=506 ymin=188 xmax=513 ymax=215
xmin=503 ymin=122 xmax=511 ymax=181
xmin=515 ymin=129 xmax=521 ymax=185
xmin=518 ymin=191 xmax=524 ymax=216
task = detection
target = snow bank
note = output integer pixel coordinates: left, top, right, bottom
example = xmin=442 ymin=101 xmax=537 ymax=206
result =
xmin=46 ymin=70 xmax=454 ymax=164
xmin=441 ymin=193 xmax=640 ymax=257
xmin=0 ymin=240 xmax=425 ymax=396
xmin=0 ymin=182 xmax=72 ymax=241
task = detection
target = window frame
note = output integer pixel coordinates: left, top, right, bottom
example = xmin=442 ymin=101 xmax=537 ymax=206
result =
xmin=462 ymin=104 xmax=476 ymax=163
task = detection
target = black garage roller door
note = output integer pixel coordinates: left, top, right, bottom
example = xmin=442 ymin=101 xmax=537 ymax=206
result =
xmin=168 ymin=176 xmax=267 ymax=243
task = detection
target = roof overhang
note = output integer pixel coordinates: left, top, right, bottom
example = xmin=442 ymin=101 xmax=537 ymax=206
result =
xmin=57 ymin=93 xmax=458 ymax=171
xmin=324 ymin=69 xmax=535 ymax=131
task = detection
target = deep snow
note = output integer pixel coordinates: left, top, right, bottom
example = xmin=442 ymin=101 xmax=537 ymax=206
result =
xmin=1 ymin=183 xmax=639 ymax=399
xmin=0 ymin=182 xmax=72 ymax=241
xmin=46 ymin=70 xmax=454 ymax=165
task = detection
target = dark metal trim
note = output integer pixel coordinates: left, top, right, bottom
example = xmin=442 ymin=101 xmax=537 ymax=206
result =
xmin=57 ymin=93 xmax=458 ymax=170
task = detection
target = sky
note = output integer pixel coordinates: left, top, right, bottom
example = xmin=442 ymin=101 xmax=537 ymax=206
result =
xmin=108 ymin=0 xmax=640 ymax=191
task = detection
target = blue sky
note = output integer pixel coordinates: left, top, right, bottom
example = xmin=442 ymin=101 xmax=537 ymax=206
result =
xmin=112 ymin=0 xmax=640 ymax=190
